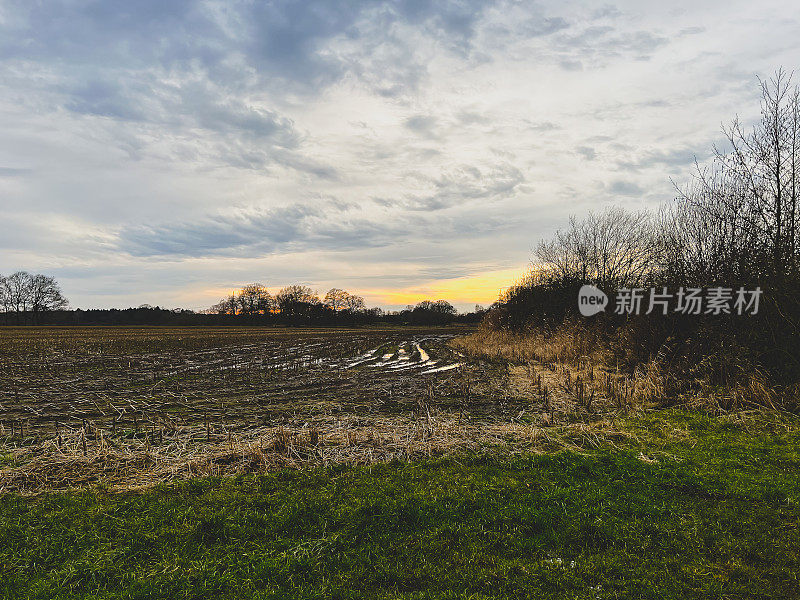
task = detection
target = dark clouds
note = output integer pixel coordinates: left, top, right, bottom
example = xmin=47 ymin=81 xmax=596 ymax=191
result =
xmin=0 ymin=1 xmax=493 ymax=89
xmin=115 ymin=195 xmax=521 ymax=259
xmin=0 ymin=1 xmax=503 ymax=175
xmin=119 ymin=204 xmax=320 ymax=257
xmin=116 ymin=201 xmax=414 ymax=259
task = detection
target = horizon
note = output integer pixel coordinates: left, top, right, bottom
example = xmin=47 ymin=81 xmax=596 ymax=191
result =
xmin=2 ymin=1 xmax=799 ymax=312
xmin=62 ymin=269 xmax=523 ymax=314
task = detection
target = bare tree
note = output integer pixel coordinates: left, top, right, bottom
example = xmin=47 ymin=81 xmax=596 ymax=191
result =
xmin=408 ymin=299 xmax=456 ymax=324
xmin=29 ymin=274 xmax=68 ymax=323
xmin=324 ymin=288 xmax=367 ymax=313
xmin=432 ymin=299 xmax=456 ymax=315
xmin=0 ymin=275 xmax=8 ymax=307
xmin=276 ymin=285 xmax=318 ymax=305
xmin=679 ymin=69 xmax=800 ymax=283
xmin=323 ymin=288 xmax=349 ymax=312
xmin=238 ymin=283 xmax=273 ymax=315
xmin=276 ymin=285 xmax=319 ymax=317
xmin=205 ymin=299 xmax=232 ymax=315
xmin=535 ymin=207 xmax=658 ymax=289
xmin=5 ymin=271 xmax=32 ymax=317
xmin=0 ymin=275 xmax=9 ymax=324
xmin=343 ymin=293 xmax=366 ymax=312
xmin=0 ymin=271 xmax=68 ymax=324
xmin=2 ymin=271 xmax=33 ymax=324
xmin=207 ymin=284 xmax=368 ymax=319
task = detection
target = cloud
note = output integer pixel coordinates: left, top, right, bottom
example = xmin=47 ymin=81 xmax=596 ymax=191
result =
xmin=404 ymin=114 xmax=439 ymax=137
xmin=2 ymin=0 xmax=800 ymax=309
xmin=395 ymin=162 xmax=525 ymax=211
xmin=0 ymin=166 xmax=31 ymax=176
xmin=607 ymin=180 xmax=645 ymax=196
xmin=116 ymin=200 xmax=415 ymax=258
xmin=615 ymin=147 xmax=703 ymax=172
xmin=115 ymin=185 xmax=526 ymax=259
xmin=549 ymin=18 xmax=669 ymax=67
xmin=576 ymin=146 xmax=597 ymax=160
xmin=0 ymin=1 xmax=509 ymax=176
xmin=118 ymin=204 xmax=323 ymax=257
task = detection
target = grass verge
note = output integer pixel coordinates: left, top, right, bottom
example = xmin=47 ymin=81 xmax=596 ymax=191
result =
xmin=1 ymin=409 xmax=799 ymax=599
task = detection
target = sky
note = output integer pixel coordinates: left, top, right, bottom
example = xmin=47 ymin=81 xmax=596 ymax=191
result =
xmin=1 ymin=1 xmax=799 ymax=312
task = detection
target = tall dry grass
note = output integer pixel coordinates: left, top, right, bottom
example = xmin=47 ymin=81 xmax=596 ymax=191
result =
xmin=453 ymin=320 xmax=789 ymax=412
xmin=0 ymin=409 xmax=638 ymax=494
xmin=452 ymin=320 xmax=610 ymax=367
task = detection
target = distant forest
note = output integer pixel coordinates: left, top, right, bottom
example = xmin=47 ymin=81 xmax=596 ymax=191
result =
xmin=0 ymin=273 xmax=487 ymax=326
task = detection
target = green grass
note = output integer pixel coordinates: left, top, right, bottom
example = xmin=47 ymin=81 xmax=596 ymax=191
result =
xmin=1 ymin=410 xmax=799 ymax=599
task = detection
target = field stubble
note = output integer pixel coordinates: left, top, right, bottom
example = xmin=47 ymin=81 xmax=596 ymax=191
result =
xmin=1 ymin=326 xmax=638 ymax=493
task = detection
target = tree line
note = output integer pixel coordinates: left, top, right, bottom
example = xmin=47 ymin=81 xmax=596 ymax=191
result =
xmin=206 ymin=284 xmax=369 ymax=318
xmin=492 ymin=69 xmax=800 ymax=396
xmin=0 ymin=271 xmax=68 ymax=324
xmin=204 ymin=284 xmax=476 ymax=326
xmin=205 ymin=284 xmax=469 ymax=321
xmin=0 ymin=274 xmax=484 ymax=326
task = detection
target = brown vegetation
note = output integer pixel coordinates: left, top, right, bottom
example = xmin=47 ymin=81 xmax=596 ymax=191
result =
xmin=453 ymin=323 xmax=785 ymax=413
xmin=485 ymin=72 xmax=800 ymax=412
xmin=1 ymin=326 xmax=647 ymax=494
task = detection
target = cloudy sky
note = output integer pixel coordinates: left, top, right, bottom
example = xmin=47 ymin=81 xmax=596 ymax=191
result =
xmin=1 ymin=0 xmax=798 ymax=311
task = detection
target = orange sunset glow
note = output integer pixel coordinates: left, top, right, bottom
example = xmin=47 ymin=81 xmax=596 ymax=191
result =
xmin=191 ymin=268 xmax=526 ymax=311
xmin=361 ymin=268 xmax=526 ymax=307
